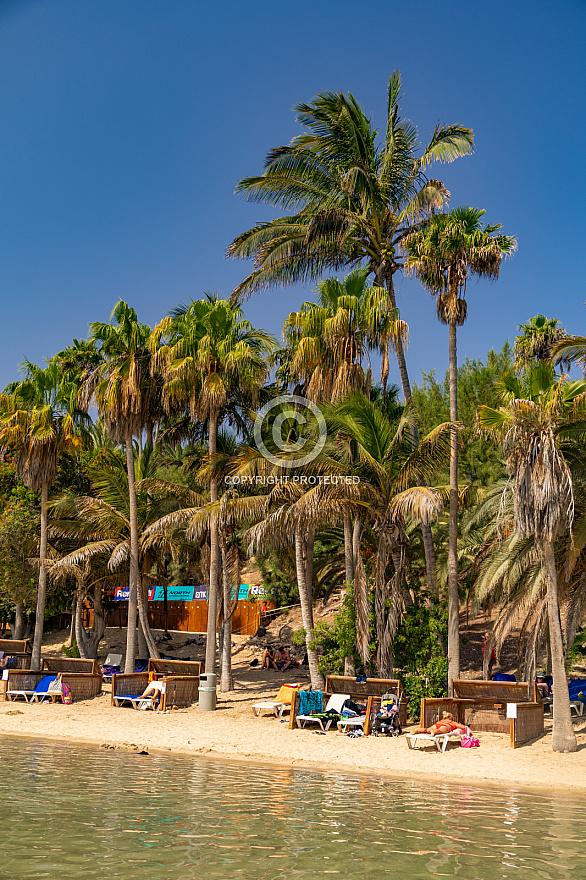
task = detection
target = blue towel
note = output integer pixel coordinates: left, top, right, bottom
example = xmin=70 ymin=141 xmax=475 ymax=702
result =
xmin=298 ymin=690 xmax=322 ymax=715
xmin=34 ymin=675 xmax=57 ymax=692
xmin=492 ymin=673 xmax=516 ymax=682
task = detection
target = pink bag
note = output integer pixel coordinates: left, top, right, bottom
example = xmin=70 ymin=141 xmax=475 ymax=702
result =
xmin=460 ymin=735 xmax=479 ymax=748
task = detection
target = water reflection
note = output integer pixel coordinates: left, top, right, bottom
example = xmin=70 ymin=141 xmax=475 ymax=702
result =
xmin=0 ymin=737 xmax=584 ymax=879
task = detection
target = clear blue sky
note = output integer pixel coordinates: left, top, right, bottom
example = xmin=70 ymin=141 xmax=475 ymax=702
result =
xmin=0 ymin=0 xmax=585 ymax=393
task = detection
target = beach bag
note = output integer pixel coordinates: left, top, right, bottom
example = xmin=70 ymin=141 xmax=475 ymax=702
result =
xmin=460 ymin=735 xmax=479 ymax=748
xmin=61 ymin=683 xmax=73 ymax=704
xmin=48 ymin=674 xmax=63 ymax=695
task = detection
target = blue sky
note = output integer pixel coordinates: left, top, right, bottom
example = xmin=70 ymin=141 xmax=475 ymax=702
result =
xmin=0 ymin=0 xmax=585 ymax=393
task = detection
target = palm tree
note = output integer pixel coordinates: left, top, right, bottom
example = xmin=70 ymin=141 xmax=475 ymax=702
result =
xmin=514 ymin=315 xmax=567 ymax=371
xmin=82 ymin=301 xmax=160 ymax=672
xmin=283 ymin=267 xmax=407 ymax=604
xmin=154 ymin=296 xmax=276 ymax=672
xmin=50 ymin=445 xmax=190 ymax=659
xmin=323 ymin=394 xmax=451 ymax=674
xmin=229 ymin=76 xmax=472 ymax=593
xmin=0 ymin=360 xmax=86 ymax=669
xmin=283 ymin=268 xmax=407 ymax=401
xmin=404 ymin=206 xmax=516 ymax=688
xmin=477 ymin=366 xmax=586 ymax=752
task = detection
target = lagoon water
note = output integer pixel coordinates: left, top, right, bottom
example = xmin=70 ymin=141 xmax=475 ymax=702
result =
xmin=0 ymin=736 xmax=584 ymax=879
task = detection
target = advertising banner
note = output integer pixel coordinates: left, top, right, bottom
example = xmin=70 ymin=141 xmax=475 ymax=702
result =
xmin=113 ymin=585 xmax=199 ymax=602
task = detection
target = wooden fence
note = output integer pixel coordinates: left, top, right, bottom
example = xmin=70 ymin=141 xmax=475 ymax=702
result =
xmin=89 ymin=599 xmax=268 ymax=636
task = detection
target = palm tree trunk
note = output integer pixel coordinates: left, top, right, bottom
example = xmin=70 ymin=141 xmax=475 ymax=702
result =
xmin=447 ymin=320 xmax=460 ymax=691
xmin=343 ymin=511 xmax=356 ymax=675
xmin=543 ymin=540 xmax=577 ymax=752
xmin=305 ymin=525 xmax=315 ymax=608
xmin=124 ymin=434 xmax=138 ymax=674
xmin=343 ymin=511 xmax=354 ymax=585
xmin=220 ymin=545 xmax=233 ymax=692
xmin=383 ymin=270 xmax=438 ymax=595
xmin=13 ymin=601 xmax=25 ymax=640
xmin=31 ymin=483 xmax=49 ymax=671
xmin=68 ymin=595 xmax=77 ymax=647
xmin=74 ymin=588 xmax=89 ymax=659
xmin=137 ymin=571 xmax=159 ymax=659
xmin=294 ymin=524 xmax=324 ymax=689
xmin=86 ymin=583 xmax=106 ymax=659
xmin=205 ymin=410 xmax=219 ymax=673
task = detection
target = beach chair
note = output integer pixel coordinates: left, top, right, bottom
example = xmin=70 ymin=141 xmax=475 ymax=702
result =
xmin=405 ymin=731 xmax=464 ymax=752
xmin=8 ymin=674 xmax=58 ymax=703
xmin=296 ymin=692 xmax=349 ymax=731
xmin=112 ymin=680 xmax=165 ymax=711
xmin=101 ymin=654 xmax=122 ymax=682
xmin=252 ymin=683 xmax=300 ymax=717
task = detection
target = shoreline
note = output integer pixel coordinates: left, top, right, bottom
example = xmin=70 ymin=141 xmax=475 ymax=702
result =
xmin=2 ymin=692 xmax=586 ymax=797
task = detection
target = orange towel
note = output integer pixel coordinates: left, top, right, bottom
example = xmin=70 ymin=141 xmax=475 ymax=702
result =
xmin=275 ymin=684 xmax=300 ymax=704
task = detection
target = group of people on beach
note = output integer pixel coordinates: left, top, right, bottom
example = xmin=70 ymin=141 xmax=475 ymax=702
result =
xmin=261 ymin=645 xmax=294 ymax=671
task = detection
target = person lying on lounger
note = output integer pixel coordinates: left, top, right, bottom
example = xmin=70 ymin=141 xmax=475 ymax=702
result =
xmin=261 ymin=647 xmax=277 ymax=670
xmin=140 ymin=680 xmax=165 ymax=707
xmin=414 ymin=711 xmax=469 ymax=736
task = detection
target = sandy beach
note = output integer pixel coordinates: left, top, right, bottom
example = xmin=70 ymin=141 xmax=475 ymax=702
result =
xmin=1 ymin=628 xmax=586 ymax=795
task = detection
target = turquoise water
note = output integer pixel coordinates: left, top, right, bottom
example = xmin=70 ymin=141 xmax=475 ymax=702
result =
xmin=0 ymin=736 xmax=584 ymax=879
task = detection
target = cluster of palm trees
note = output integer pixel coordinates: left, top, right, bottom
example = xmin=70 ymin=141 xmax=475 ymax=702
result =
xmin=0 ymin=72 xmax=582 ymax=752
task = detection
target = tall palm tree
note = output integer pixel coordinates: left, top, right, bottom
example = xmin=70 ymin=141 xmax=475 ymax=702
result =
xmin=283 ymin=267 xmax=407 ymax=603
xmin=228 ymin=74 xmax=472 ymax=592
xmin=404 ymin=206 xmax=516 ymax=688
xmin=478 ymin=366 xmax=586 ymax=752
xmin=154 ymin=296 xmax=276 ymax=672
xmin=82 ymin=301 xmax=160 ymax=672
xmin=0 ymin=360 xmax=86 ymax=669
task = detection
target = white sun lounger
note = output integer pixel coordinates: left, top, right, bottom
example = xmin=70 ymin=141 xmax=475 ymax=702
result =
xmin=405 ymin=731 xmax=463 ymax=752
xmin=113 ymin=694 xmax=158 ymax=710
xmin=252 ymin=700 xmax=286 ymax=717
xmin=337 ymin=714 xmax=367 ymax=732
xmin=296 ymin=693 xmax=350 ymax=731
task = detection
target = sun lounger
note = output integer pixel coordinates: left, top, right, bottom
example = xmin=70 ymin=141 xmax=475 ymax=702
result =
xmin=296 ymin=693 xmax=350 ymax=731
xmin=337 ymin=713 xmax=367 ymax=732
xmin=8 ymin=674 xmax=58 ymax=703
xmin=101 ymin=654 xmax=122 ymax=682
xmin=252 ymin=700 xmax=286 ymax=717
xmin=405 ymin=731 xmax=463 ymax=752
xmin=252 ymin=683 xmax=300 ymax=718
xmin=112 ymin=694 xmax=157 ymax=710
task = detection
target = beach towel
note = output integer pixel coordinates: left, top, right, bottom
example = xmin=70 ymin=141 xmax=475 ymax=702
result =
xmin=298 ymin=690 xmax=322 ymax=715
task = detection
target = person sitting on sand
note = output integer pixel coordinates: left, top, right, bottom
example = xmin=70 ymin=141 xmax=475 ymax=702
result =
xmin=414 ymin=711 xmax=469 ymax=736
xmin=261 ymin=646 xmax=277 ymax=670
xmin=274 ymin=646 xmax=292 ymax=672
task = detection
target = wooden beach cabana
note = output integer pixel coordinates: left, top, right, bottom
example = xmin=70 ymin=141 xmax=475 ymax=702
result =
xmin=420 ymin=679 xmax=544 ymax=747
xmin=3 ymin=669 xmax=103 ymax=702
xmin=0 ymin=638 xmax=32 ymax=670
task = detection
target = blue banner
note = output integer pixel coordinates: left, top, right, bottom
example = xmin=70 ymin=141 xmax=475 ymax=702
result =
xmin=113 ymin=585 xmax=197 ymax=602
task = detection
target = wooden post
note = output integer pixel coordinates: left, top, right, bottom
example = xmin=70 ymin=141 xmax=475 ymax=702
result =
xmin=289 ymin=690 xmax=299 ymax=729
xmin=364 ymin=696 xmax=373 ymax=736
xmin=510 ymin=717 xmax=516 ymax=748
